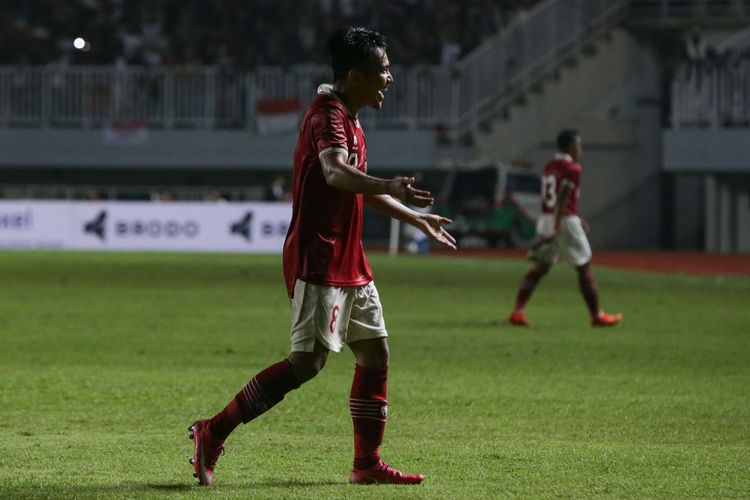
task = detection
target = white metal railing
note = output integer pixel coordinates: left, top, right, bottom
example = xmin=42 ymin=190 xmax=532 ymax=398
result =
xmin=671 ymin=59 xmax=750 ymax=128
xmin=716 ymin=25 xmax=750 ymax=53
xmin=671 ymin=11 xmax=750 ymax=129
xmin=0 ymin=64 xmax=455 ymax=131
xmin=451 ymin=0 xmax=629 ymax=138
xmin=0 ymin=0 xmax=630 ymax=135
xmin=3 ymin=2 xmax=750 ymax=135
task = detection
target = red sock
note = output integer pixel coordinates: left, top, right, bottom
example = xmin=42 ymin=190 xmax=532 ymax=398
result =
xmin=209 ymin=359 xmax=300 ymax=440
xmin=350 ymin=364 xmax=388 ymax=470
xmin=578 ymin=267 xmax=600 ymax=318
xmin=515 ymin=268 xmax=544 ymax=311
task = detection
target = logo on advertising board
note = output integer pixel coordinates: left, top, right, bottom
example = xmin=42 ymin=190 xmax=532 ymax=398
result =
xmin=230 ymin=212 xmax=253 ymax=241
xmin=84 ymin=211 xmax=107 ymax=240
xmin=0 ymin=210 xmax=33 ymax=231
xmin=84 ymin=209 xmax=201 ymax=241
xmin=229 ymin=211 xmax=289 ymax=243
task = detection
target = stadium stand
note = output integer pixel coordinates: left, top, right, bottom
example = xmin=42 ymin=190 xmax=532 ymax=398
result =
xmin=0 ymin=0 xmax=540 ymax=67
xmin=1 ymin=0 xmax=749 ymax=252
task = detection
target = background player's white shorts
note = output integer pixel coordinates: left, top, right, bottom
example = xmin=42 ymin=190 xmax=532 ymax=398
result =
xmin=290 ymin=279 xmax=388 ymax=353
xmin=529 ymin=214 xmax=592 ymax=267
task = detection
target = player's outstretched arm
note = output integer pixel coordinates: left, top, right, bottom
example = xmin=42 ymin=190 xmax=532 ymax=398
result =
xmin=553 ymin=182 xmax=573 ymax=234
xmin=365 ymin=194 xmax=457 ymax=250
xmin=320 ymin=152 xmax=432 ymax=206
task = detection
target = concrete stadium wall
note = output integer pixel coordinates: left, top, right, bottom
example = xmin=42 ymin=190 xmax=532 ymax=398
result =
xmin=663 ymin=129 xmax=750 ymax=173
xmin=0 ymin=128 xmax=472 ymax=171
xmin=473 ymin=28 xmax=664 ymax=250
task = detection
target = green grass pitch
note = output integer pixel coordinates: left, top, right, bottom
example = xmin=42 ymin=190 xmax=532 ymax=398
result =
xmin=0 ymin=251 xmax=748 ymax=498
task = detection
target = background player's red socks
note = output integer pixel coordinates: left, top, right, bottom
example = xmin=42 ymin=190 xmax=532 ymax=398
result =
xmin=515 ymin=268 xmax=544 ymax=310
xmin=349 ymin=364 xmax=388 ymax=470
xmin=578 ymin=267 xmax=600 ymax=318
xmin=209 ymin=359 xmax=300 ymax=440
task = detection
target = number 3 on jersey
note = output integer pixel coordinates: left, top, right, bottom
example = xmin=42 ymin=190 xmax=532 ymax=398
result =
xmin=542 ymin=175 xmax=557 ymax=209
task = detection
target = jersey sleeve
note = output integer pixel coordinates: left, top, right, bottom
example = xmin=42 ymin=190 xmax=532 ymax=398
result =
xmin=561 ymin=162 xmax=581 ymax=190
xmin=309 ymin=106 xmax=348 ymax=159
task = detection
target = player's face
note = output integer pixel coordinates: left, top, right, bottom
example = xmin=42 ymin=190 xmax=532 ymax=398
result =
xmin=361 ymin=49 xmax=393 ymax=110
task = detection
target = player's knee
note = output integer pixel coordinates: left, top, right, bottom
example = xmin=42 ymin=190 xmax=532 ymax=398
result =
xmin=288 ymin=350 xmax=328 ymax=383
xmin=312 ymin=351 xmax=328 ymax=373
xmin=372 ymin=344 xmax=389 ymax=368
xmin=292 ymin=360 xmax=324 ymax=383
xmin=536 ymin=264 xmax=551 ymax=277
xmin=357 ymin=342 xmax=389 ymax=369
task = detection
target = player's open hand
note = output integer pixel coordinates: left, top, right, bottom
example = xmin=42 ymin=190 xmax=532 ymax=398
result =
xmin=417 ymin=213 xmax=457 ymax=250
xmin=389 ymin=177 xmax=434 ymax=208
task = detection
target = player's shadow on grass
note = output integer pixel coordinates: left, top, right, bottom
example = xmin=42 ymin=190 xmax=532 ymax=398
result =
xmin=147 ymin=483 xmax=194 ymax=492
xmin=419 ymin=318 xmax=504 ymax=328
xmin=147 ymin=479 xmax=342 ymax=491
xmin=249 ymin=479 xmax=343 ymax=487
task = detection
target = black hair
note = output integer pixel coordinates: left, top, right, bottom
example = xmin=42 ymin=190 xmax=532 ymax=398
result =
xmin=557 ymin=129 xmax=580 ymax=152
xmin=327 ymin=27 xmax=387 ymax=82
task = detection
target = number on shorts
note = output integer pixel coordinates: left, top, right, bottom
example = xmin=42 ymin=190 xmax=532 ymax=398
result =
xmin=329 ymin=305 xmax=340 ymax=334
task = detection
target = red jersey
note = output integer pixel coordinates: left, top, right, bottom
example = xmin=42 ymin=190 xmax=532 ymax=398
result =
xmin=283 ymin=84 xmax=373 ymax=297
xmin=540 ymin=153 xmax=581 ymax=216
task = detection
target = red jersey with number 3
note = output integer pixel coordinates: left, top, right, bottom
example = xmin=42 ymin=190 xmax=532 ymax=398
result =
xmin=540 ymin=153 xmax=581 ymax=216
xmin=283 ymin=85 xmax=373 ymax=298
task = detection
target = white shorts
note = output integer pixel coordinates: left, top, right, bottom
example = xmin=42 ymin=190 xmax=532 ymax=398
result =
xmin=289 ymin=280 xmax=388 ymax=353
xmin=528 ymin=215 xmax=592 ymax=267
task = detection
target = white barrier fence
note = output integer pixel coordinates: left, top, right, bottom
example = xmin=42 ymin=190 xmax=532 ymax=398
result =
xmin=0 ymin=1 xmax=628 ymax=137
xmin=0 ymin=201 xmax=292 ymax=253
xmin=671 ymin=60 xmax=750 ymax=128
xmin=0 ymin=64 xmax=451 ymax=131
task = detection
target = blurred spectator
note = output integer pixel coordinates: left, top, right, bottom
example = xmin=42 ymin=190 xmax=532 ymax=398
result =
xmin=264 ymin=175 xmax=291 ymax=202
xmin=158 ymin=190 xmax=175 ymax=201
xmin=82 ymin=189 xmax=103 ymax=201
xmin=685 ymin=29 xmax=708 ymax=86
xmin=206 ymin=190 xmax=227 ymax=203
xmin=0 ymin=0 xmax=540 ymax=68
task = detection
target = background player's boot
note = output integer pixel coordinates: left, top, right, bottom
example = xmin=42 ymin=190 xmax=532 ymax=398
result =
xmin=592 ymin=311 xmax=623 ymax=327
xmin=509 ymin=310 xmax=530 ymax=327
xmin=188 ymin=419 xmax=225 ymax=486
xmin=349 ymin=460 xmax=424 ymax=485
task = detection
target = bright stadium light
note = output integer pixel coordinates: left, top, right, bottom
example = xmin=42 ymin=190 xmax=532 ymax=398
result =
xmin=73 ymin=37 xmax=86 ymax=50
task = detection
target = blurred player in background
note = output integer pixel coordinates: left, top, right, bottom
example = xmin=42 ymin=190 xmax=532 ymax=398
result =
xmin=189 ymin=27 xmax=456 ymax=486
xmin=508 ymin=129 xmax=622 ymax=328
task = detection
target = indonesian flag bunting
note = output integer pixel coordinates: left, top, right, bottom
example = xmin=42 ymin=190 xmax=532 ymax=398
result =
xmin=103 ymin=120 xmax=149 ymax=145
xmin=256 ymin=97 xmax=300 ymax=134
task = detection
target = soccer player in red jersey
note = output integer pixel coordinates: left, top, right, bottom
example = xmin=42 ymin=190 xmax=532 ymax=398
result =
xmin=189 ymin=27 xmax=456 ymax=486
xmin=508 ymin=129 xmax=622 ymax=328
